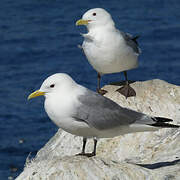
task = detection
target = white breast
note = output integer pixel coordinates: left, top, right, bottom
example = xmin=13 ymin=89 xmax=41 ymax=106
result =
xmin=44 ymin=86 xmax=85 ymax=130
xmin=82 ymin=29 xmax=138 ymax=74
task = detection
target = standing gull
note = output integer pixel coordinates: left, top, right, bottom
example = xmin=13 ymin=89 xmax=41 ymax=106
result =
xmin=28 ymin=73 xmax=179 ymax=157
xmin=76 ymin=8 xmax=141 ymax=98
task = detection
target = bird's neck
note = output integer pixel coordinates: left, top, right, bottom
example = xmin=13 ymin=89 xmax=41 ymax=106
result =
xmin=82 ymin=25 xmax=115 ymax=42
xmin=86 ymin=24 xmax=115 ymax=36
xmin=91 ymin=25 xmax=114 ymax=31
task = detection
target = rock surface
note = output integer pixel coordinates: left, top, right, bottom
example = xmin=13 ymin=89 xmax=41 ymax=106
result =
xmin=16 ymin=79 xmax=180 ymax=180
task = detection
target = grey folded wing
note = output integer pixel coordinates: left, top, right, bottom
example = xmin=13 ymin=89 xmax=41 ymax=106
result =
xmin=72 ymin=89 xmax=151 ymax=130
xmin=119 ymin=31 xmax=141 ymax=55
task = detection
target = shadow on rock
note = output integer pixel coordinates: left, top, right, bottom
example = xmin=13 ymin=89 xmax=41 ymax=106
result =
xmin=109 ymin=80 xmax=136 ymax=86
xmin=135 ymin=159 xmax=180 ymax=170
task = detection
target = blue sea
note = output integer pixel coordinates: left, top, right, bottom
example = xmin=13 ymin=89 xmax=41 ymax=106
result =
xmin=0 ymin=0 xmax=180 ymax=179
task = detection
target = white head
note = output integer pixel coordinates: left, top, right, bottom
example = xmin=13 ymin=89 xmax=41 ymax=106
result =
xmin=28 ymin=73 xmax=76 ymax=100
xmin=76 ymin=8 xmax=114 ymax=30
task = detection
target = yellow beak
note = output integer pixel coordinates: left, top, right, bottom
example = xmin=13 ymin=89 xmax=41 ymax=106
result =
xmin=28 ymin=90 xmax=45 ymax=100
xmin=76 ymin=19 xmax=90 ymax=26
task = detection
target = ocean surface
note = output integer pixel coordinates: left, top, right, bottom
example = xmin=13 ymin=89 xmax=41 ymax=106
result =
xmin=0 ymin=0 xmax=180 ymax=179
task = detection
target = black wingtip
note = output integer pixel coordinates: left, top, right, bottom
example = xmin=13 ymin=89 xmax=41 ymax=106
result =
xmin=133 ymin=35 xmax=140 ymax=40
xmin=132 ymin=35 xmax=140 ymax=45
xmin=150 ymin=122 xmax=180 ymax=128
xmin=149 ymin=117 xmax=179 ymax=128
xmin=154 ymin=117 xmax=173 ymax=123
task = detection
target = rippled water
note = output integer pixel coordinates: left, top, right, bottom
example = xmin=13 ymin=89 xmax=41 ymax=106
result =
xmin=0 ymin=0 xmax=180 ymax=179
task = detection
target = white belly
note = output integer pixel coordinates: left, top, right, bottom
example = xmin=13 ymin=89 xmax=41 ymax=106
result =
xmin=45 ymin=97 xmax=158 ymax=138
xmin=82 ymin=34 xmax=138 ymax=74
xmin=60 ymin=124 xmax=158 ymax=139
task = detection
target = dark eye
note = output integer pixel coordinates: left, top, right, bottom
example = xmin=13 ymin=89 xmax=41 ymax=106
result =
xmin=50 ymin=84 xmax=55 ymax=88
xmin=92 ymin=12 xmax=96 ymax=16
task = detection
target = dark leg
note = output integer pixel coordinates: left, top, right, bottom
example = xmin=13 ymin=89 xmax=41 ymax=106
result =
xmin=92 ymin=138 xmax=97 ymax=156
xmin=97 ymin=73 xmax=101 ymax=91
xmin=97 ymin=73 xmax=107 ymax=95
xmin=116 ymin=71 xmax=136 ymax=98
xmin=81 ymin=137 xmax=87 ymax=154
xmin=76 ymin=138 xmax=97 ymax=157
xmin=76 ymin=137 xmax=87 ymax=155
xmin=83 ymin=138 xmax=97 ymax=157
xmin=124 ymin=71 xmax=128 ymax=82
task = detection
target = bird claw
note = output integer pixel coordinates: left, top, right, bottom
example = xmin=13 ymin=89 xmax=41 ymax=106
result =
xmin=116 ymin=84 xmax=136 ymax=98
xmin=97 ymin=89 xmax=108 ymax=96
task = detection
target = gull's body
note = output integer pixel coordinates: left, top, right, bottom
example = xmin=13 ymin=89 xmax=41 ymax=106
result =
xmin=28 ymin=73 xmax=179 ymax=156
xmin=76 ymin=8 xmax=140 ymax=97
xmin=82 ymin=24 xmax=139 ymax=75
xmin=45 ymin=85 xmax=155 ymax=138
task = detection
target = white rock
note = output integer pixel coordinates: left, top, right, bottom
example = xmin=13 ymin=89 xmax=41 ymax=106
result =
xmin=16 ymin=79 xmax=180 ymax=180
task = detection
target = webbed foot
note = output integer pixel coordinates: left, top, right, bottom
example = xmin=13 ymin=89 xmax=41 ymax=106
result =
xmin=116 ymin=84 xmax=136 ymax=98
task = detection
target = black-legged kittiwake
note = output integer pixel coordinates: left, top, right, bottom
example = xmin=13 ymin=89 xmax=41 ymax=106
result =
xmin=28 ymin=73 xmax=179 ymax=157
xmin=76 ymin=8 xmax=141 ymax=98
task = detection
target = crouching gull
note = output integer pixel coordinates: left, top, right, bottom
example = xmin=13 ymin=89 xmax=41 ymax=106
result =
xmin=76 ymin=8 xmax=141 ymax=98
xmin=28 ymin=73 xmax=179 ymax=157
